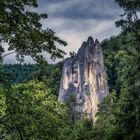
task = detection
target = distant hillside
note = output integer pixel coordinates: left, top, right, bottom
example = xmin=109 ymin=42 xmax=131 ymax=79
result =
xmin=3 ymin=62 xmax=63 ymax=96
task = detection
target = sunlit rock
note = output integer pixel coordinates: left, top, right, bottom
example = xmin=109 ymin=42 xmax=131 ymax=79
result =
xmin=58 ymin=36 xmax=108 ymax=122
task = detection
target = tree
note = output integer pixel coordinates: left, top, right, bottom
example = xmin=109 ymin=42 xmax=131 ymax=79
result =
xmin=103 ymin=0 xmax=140 ymax=139
xmin=68 ymin=119 xmax=94 ymax=140
xmin=115 ymin=0 xmax=140 ymax=30
xmin=94 ymin=0 xmax=140 ymax=138
xmin=0 ymin=80 xmax=71 ymax=139
xmin=0 ymin=0 xmax=67 ymax=62
xmin=93 ymin=91 xmax=118 ymax=140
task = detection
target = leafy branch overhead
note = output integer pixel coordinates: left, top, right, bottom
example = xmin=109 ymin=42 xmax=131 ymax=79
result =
xmin=115 ymin=0 xmax=140 ymax=29
xmin=0 ymin=0 xmax=67 ymax=62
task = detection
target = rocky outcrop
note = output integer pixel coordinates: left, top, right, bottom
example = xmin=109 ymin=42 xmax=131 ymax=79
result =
xmin=58 ymin=36 xmax=108 ymax=122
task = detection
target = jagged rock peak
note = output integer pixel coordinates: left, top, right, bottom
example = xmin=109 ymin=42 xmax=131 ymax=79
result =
xmin=59 ymin=36 xmax=108 ymax=122
xmin=87 ymin=36 xmax=94 ymax=44
xmin=79 ymin=37 xmax=100 ymax=47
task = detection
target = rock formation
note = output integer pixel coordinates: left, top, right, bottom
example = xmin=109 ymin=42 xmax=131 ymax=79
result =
xmin=58 ymin=36 xmax=108 ymax=122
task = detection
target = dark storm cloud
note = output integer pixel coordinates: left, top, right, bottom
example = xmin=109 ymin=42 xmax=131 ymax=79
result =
xmin=4 ymin=0 xmax=122 ymax=64
xmin=37 ymin=0 xmax=66 ymax=4
xmin=38 ymin=0 xmax=121 ymax=20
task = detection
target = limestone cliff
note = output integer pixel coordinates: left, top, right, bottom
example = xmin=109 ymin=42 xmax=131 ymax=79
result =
xmin=58 ymin=36 xmax=108 ymax=121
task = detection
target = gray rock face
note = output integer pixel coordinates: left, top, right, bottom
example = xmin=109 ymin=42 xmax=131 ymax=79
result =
xmin=58 ymin=36 xmax=108 ymax=121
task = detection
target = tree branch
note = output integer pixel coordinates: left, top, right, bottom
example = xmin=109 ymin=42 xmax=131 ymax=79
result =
xmin=1 ymin=52 xmax=16 ymax=58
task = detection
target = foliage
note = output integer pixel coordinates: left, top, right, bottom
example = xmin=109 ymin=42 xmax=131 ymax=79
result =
xmin=68 ymin=119 xmax=94 ymax=140
xmin=3 ymin=62 xmax=63 ymax=96
xmin=101 ymin=35 xmax=123 ymax=93
xmin=115 ymin=0 xmax=140 ymax=30
xmin=94 ymin=0 xmax=140 ymax=139
xmin=0 ymin=0 xmax=67 ymax=62
xmin=93 ymin=91 xmax=118 ymax=140
xmin=0 ymin=0 xmax=140 ymax=139
xmin=0 ymin=80 xmax=71 ymax=140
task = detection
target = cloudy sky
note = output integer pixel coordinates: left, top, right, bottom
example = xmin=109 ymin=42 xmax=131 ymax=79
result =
xmin=4 ymin=0 xmax=122 ymax=64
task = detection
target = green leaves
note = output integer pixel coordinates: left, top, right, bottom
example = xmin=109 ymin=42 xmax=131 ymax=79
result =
xmin=67 ymin=119 xmax=94 ymax=140
xmin=0 ymin=0 xmax=67 ymax=62
xmin=0 ymin=80 xmax=71 ymax=139
xmin=97 ymin=5 xmax=140 ymax=137
xmin=115 ymin=0 xmax=140 ymax=30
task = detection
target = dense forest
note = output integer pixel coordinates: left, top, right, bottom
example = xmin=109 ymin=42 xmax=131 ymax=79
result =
xmin=0 ymin=0 xmax=140 ymax=139
xmin=3 ymin=63 xmax=63 ymax=96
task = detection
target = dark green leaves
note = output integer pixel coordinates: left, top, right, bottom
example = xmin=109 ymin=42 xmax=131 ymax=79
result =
xmin=115 ymin=0 xmax=140 ymax=30
xmin=0 ymin=0 xmax=67 ymax=62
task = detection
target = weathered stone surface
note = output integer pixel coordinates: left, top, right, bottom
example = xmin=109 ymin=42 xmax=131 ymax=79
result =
xmin=58 ymin=36 xmax=108 ymax=121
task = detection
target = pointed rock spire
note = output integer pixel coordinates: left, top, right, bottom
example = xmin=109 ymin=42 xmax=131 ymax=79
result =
xmin=59 ymin=36 xmax=108 ymax=122
xmin=87 ymin=36 xmax=94 ymax=45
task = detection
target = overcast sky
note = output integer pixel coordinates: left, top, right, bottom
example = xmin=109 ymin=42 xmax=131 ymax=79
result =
xmin=4 ymin=0 xmax=122 ymax=64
